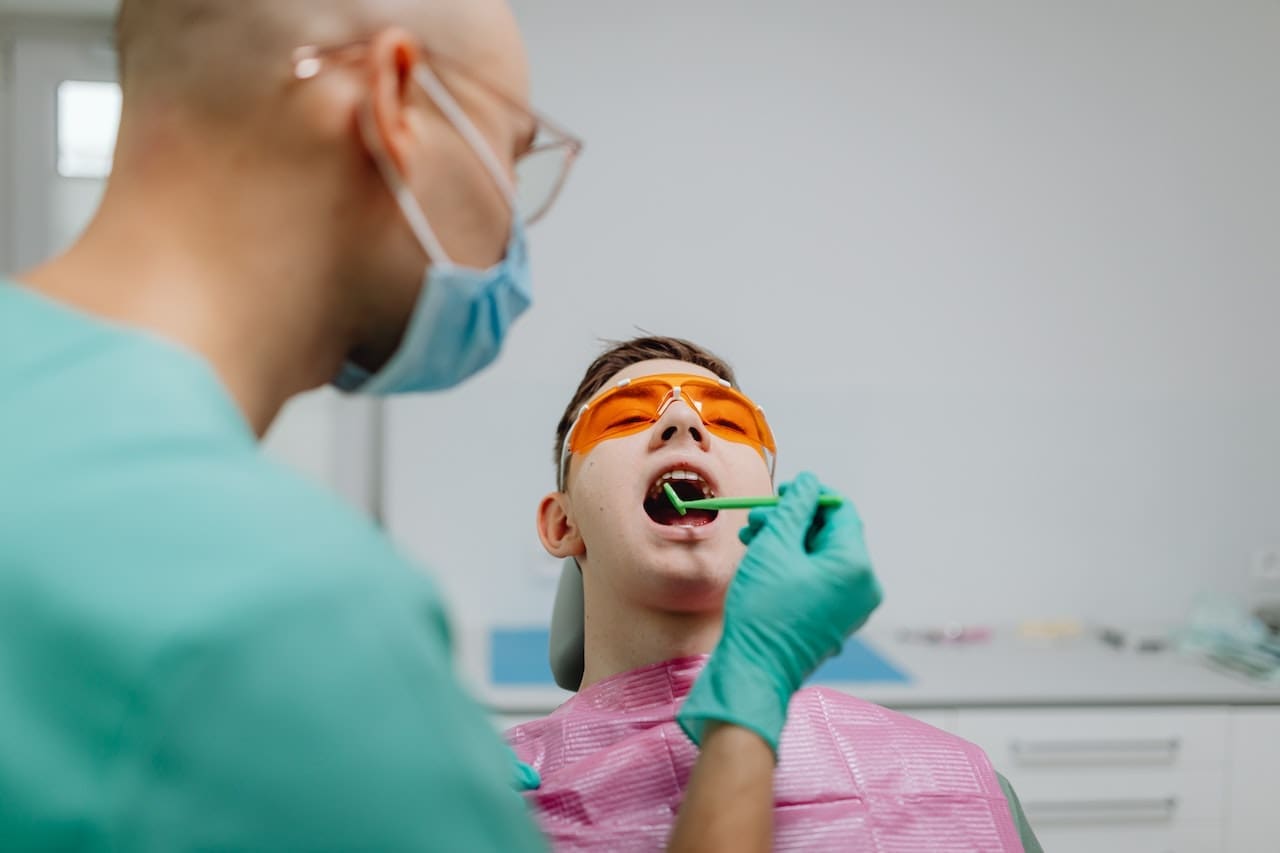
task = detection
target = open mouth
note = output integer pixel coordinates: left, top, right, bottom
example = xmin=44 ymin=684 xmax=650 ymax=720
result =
xmin=643 ymin=468 xmax=719 ymax=527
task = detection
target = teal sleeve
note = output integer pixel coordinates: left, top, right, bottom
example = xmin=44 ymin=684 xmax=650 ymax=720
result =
xmin=997 ymin=772 xmax=1043 ymax=853
xmin=117 ymin=587 xmax=546 ymax=852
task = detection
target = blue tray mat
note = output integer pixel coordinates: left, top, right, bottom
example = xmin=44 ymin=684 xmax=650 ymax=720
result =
xmin=490 ymin=627 xmax=910 ymax=686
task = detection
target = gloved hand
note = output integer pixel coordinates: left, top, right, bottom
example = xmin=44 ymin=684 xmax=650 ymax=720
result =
xmin=677 ymin=472 xmax=882 ymax=756
xmin=507 ymin=748 xmax=541 ymax=791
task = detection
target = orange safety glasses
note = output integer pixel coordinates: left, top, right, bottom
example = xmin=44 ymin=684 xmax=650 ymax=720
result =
xmin=559 ymin=373 xmax=777 ymax=488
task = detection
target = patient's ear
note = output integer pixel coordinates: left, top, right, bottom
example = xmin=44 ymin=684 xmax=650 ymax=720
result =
xmin=538 ymin=492 xmax=585 ymax=558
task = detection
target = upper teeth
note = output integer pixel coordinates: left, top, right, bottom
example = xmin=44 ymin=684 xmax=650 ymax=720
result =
xmin=656 ymin=469 xmax=714 ymax=498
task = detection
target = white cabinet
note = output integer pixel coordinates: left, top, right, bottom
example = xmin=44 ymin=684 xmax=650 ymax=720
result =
xmin=953 ymin=706 xmax=1280 ymax=853
xmin=1225 ymin=708 xmax=1280 ymax=850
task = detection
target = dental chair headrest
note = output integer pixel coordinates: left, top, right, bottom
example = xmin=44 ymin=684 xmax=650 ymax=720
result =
xmin=548 ymin=557 xmax=585 ymax=691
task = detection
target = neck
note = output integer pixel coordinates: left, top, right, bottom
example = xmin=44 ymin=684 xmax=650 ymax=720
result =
xmin=19 ymin=147 xmax=354 ymax=436
xmin=580 ymin=587 xmax=724 ymax=691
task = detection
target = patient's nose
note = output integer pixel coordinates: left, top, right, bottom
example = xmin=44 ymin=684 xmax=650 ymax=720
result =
xmin=650 ymin=397 xmax=711 ymax=452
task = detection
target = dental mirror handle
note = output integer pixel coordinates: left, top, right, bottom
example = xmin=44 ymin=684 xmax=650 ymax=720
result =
xmin=679 ymin=495 xmax=844 ymax=511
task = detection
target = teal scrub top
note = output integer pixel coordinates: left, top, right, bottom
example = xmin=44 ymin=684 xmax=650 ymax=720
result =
xmin=0 ymin=282 xmax=545 ymax=851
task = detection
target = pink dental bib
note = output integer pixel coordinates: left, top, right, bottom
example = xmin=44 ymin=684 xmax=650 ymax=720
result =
xmin=507 ymin=655 xmax=1022 ymax=851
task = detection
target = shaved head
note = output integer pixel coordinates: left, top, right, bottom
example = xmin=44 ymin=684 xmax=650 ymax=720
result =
xmin=91 ymin=0 xmax=536 ymax=413
xmin=115 ymin=0 xmax=525 ymax=119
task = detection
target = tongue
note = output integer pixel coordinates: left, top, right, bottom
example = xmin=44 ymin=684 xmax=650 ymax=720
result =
xmin=644 ymin=482 xmax=719 ymax=527
xmin=644 ymin=497 xmax=717 ymax=526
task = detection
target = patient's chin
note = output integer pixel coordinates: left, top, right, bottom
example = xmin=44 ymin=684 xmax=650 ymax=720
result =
xmin=639 ymin=562 xmax=733 ymax=613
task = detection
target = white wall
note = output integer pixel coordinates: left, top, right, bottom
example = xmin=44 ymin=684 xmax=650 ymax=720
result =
xmin=384 ymin=0 xmax=1280 ymax=638
xmin=0 ymin=15 xmax=114 ymax=273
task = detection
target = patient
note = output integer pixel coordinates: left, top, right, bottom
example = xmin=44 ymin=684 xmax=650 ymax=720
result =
xmin=508 ymin=336 xmax=1041 ymax=852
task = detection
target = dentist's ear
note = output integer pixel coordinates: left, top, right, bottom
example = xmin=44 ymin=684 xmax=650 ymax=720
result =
xmin=538 ymin=491 xmax=585 ymax=559
xmin=365 ymin=27 xmax=425 ymax=177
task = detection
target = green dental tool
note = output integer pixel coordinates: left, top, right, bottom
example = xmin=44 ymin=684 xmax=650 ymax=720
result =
xmin=663 ymin=481 xmax=844 ymax=516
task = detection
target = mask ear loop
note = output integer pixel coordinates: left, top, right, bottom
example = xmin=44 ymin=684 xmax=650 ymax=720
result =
xmin=358 ymin=103 xmax=454 ymax=268
xmin=412 ymin=65 xmax=518 ymax=209
xmin=356 ymin=62 xmax=520 ymax=271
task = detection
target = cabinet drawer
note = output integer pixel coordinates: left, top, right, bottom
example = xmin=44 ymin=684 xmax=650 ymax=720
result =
xmin=1032 ymin=818 xmax=1222 ymax=853
xmin=957 ymin=707 xmax=1228 ymax=767
xmin=955 ymin=708 xmax=1229 ymax=824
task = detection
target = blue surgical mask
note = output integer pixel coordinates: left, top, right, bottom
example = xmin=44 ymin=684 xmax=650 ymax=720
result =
xmin=333 ymin=221 xmax=531 ymax=394
xmin=335 ymin=65 xmax=532 ymax=395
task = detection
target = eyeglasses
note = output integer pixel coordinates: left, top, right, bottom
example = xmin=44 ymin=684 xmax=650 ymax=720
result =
xmin=559 ymin=373 xmax=778 ymax=489
xmin=292 ymin=41 xmax=582 ymax=225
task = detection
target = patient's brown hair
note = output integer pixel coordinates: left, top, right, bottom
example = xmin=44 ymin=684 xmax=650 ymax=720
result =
xmin=554 ymin=336 xmax=738 ymax=480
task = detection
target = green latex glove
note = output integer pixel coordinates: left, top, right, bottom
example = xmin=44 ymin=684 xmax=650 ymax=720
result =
xmin=508 ymin=749 xmax=542 ymax=791
xmin=677 ymin=472 xmax=882 ymax=755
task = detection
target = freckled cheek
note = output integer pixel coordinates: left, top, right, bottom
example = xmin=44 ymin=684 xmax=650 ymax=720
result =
xmin=715 ymin=444 xmax=772 ymax=491
xmin=577 ymin=450 xmax=642 ymax=509
xmin=575 ymin=484 xmax=623 ymax=526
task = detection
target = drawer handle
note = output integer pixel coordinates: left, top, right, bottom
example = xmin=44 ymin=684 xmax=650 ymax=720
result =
xmin=1022 ymin=797 xmax=1178 ymax=826
xmin=1010 ymin=737 xmax=1181 ymax=765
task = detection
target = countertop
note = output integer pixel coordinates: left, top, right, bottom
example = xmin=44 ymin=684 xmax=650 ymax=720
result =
xmin=467 ymin=627 xmax=1280 ymax=714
